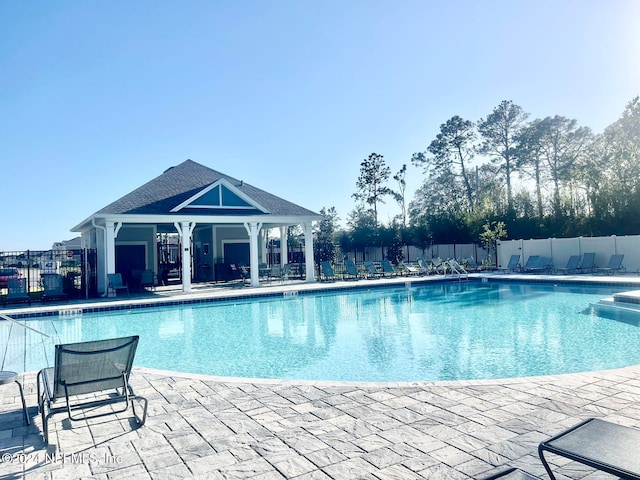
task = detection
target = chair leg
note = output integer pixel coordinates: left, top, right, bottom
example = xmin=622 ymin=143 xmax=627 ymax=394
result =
xmin=538 ymin=446 xmax=558 ymax=480
xmin=131 ymin=395 xmax=148 ymax=425
xmin=14 ymin=379 xmax=29 ymax=425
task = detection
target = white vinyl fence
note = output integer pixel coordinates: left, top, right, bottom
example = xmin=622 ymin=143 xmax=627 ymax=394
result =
xmin=497 ymin=235 xmax=640 ymax=273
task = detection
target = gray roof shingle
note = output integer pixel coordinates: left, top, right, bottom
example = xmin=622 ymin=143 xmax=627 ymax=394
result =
xmin=95 ymin=160 xmax=319 ymax=217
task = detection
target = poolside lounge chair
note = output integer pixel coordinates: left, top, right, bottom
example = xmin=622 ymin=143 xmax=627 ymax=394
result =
xmin=320 ymin=261 xmax=337 ymax=281
xmin=553 ymin=255 xmax=581 ymax=274
xmin=37 ymin=335 xmax=148 ymax=444
xmin=418 ymin=257 xmax=443 ymax=274
xmin=7 ymin=278 xmax=29 ymax=302
xmin=538 ymin=418 xmax=640 ymax=480
xmin=446 ymin=259 xmax=469 ymax=277
xmin=108 ymin=273 xmax=129 ymax=296
xmin=520 ymin=255 xmax=540 ymax=272
xmin=364 ymin=261 xmax=382 ymax=279
xmin=464 ymin=256 xmax=482 ymax=272
xmin=400 ymin=261 xmax=422 ymax=276
xmin=578 ymin=252 xmax=596 ymax=273
xmin=498 ymin=254 xmax=521 ymax=273
xmin=344 ymin=259 xmax=360 ymax=280
xmin=42 ymin=274 xmax=67 ymax=301
xmin=523 ymin=256 xmax=553 ymax=274
xmin=380 ymin=259 xmax=399 ymax=277
xmin=593 ymin=254 xmax=626 ymax=275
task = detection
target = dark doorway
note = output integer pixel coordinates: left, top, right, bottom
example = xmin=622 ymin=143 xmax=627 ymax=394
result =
xmin=224 ymin=242 xmax=250 ymax=266
xmin=116 ymin=244 xmax=146 ymax=284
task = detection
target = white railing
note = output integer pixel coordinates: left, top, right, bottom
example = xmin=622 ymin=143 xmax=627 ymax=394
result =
xmin=0 ymin=313 xmax=56 ymax=373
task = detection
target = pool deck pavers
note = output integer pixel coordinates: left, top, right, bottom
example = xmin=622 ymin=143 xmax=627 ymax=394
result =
xmin=2 ymin=273 xmax=640 ymax=479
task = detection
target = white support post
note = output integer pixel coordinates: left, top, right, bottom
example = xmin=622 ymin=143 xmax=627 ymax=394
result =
xmin=261 ymin=229 xmax=268 ymax=265
xmin=280 ymin=226 xmax=288 ymax=267
xmin=303 ymin=222 xmax=315 ymax=282
xmin=105 ymin=221 xmax=116 ymax=274
xmin=175 ymin=221 xmax=196 ymax=292
xmin=244 ymin=221 xmax=262 ymax=287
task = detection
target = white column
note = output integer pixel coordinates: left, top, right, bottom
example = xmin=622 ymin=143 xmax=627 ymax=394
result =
xmin=261 ymin=229 xmax=268 ymax=265
xmin=105 ymin=221 xmax=116 ymax=274
xmin=303 ymin=222 xmax=315 ymax=282
xmin=280 ymin=226 xmax=288 ymax=267
xmin=175 ymin=221 xmax=196 ymax=292
xmin=244 ymin=222 xmax=262 ymax=287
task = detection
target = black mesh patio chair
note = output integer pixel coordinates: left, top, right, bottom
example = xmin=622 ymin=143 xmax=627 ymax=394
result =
xmin=538 ymin=418 xmax=640 ymax=480
xmin=37 ymin=335 xmax=148 ymax=444
xmin=107 ymin=273 xmax=129 ymax=296
xmin=578 ymin=252 xmax=596 ymax=273
xmin=380 ymin=259 xmax=399 ymax=277
xmin=320 ymin=261 xmax=337 ymax=281
xmin=498 ymin=254 xmax=521 ymax=273
xmin=364 ymin=261 xmax=382 ymax=279
xmin=553 ymin=254 xmax=581 ymax=274
xmin=344 ymin=260 xmax=360 ymax=280
xmin=593 ymin=254 xmax=626 ymax=275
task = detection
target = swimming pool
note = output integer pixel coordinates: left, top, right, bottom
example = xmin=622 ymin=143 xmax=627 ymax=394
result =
xmin=3 ymin=281 xmax=639 ymax=382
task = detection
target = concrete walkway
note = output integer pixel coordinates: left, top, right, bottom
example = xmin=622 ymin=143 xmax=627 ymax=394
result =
xmin=2 ymin=274 xmax=640 ymax=479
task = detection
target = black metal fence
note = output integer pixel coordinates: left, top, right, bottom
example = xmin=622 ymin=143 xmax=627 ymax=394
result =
xmin=0 ymin=249 xmax=97 ymax=305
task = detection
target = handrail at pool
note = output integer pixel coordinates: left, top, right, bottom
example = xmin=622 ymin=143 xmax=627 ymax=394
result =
xmin=0 ymin=313 xmax=51 ymax=337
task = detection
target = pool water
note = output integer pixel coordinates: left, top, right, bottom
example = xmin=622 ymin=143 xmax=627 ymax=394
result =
xmin=3 ymin=282 xmax=640 ymax=381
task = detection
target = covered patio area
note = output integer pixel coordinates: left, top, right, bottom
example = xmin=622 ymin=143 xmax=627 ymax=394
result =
xmin=70 ymin=160 xmax=322 ymax=295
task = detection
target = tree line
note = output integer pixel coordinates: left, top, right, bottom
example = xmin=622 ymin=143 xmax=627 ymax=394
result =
xmin=314 ymin=97 xmax=640 ymax=263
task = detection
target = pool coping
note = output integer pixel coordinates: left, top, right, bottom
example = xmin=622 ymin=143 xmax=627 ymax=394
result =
xmin=134 ymin=361 xmax=640 ymax=389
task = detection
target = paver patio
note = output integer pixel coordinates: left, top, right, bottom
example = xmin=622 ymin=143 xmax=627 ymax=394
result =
xmin=2 ymin=274 xmax=640 ymax=479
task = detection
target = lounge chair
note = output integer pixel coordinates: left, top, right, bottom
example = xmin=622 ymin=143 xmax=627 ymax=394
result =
xmin=498 ymin=254 xmax=521 ymax=273
xmin=523 ymin=256 xmax=553 ymax=274
xmin=320 ymin=261 xmax=337 ymax=281
xmin=593 ymin=254 xmax=626 ymax=275
xmin=7 ymin=278 xmax=29 ymax=302
xmin=538 ymin=418 xmax=640 ymax=480
xmin=400 ymin=261 xmax=422 ymax=276
xmin=108 ymin=273 xmax=129 ymax=296
xmin=364 ymin=261 xmax=382 ymax=279
xmin=37 ymin=335 xmax=148 ymax=444
xmin=344 ymin=260 xmax=360 ymax=280
xmin=380 ymin=259 xmax=399 ymax=277
xmin=418 ymin=257 xmax=439 ymax=274
xmin=553 ymin=255 xmax=581 ymax=274
xmin=520 ymin=255 xmax=540 ymax=272
xmin=464 ymin=256 xmax=482 ymax=272
xmin=578 ymin=252 xmax=596 ymax=273
xmin=446 ymin=259 xmax=469 ymax=276
xmin=42 ymin=274 xmax=67 ymax=301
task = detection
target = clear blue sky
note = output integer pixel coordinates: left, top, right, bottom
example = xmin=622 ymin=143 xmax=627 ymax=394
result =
xmin=2 ymin=0 xmax=639 ymax=251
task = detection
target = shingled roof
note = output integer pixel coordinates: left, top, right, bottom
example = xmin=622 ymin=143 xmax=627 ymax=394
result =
xmin=94 ymin=160 xmax=319 ymax=217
